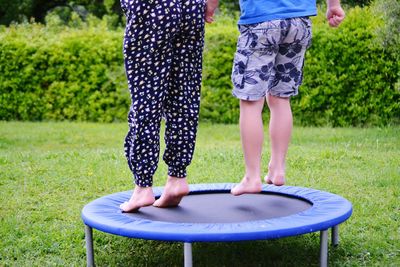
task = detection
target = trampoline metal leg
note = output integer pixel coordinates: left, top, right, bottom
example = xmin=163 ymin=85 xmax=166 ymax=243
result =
xmin=184 ymin=242 xmax=193 ymax=267
xmin=85 ymin=225 xmax=95 ymax=267
xmin=320 ymin=230 xmax=328 ymax=267
xmin=332 ymin=225 xmax=339 ymax=247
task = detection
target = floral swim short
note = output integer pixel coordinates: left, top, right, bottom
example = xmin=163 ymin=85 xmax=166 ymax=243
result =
xmin=231 ymin=17 xmax=312 ymax=100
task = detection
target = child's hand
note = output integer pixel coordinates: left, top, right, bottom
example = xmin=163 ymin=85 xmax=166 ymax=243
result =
xmin=326 ymin=5 xmax=345 ymax=27
xmin=205 ymin=0 xmax=219 ymax=23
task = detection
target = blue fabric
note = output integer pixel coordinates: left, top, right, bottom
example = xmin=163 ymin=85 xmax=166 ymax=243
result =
xmin=81 ymin=184 xmax=352 ymax=242
xmin=238 ymin=0 xmax=317 ymax=25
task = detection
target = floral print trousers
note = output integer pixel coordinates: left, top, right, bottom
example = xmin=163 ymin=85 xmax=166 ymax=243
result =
xmin=121 ymin=0 xmax=206 ymax=187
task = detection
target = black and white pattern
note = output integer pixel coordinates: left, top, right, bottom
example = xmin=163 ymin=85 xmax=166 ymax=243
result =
xmin=121 ymin=0 xmax=206 ymax=187
xmin=232 ymin=17 xmax=312 ymax=100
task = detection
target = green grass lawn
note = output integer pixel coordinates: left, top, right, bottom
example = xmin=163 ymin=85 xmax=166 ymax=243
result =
xmin=0 ymin=122 xmax=399 ymax=266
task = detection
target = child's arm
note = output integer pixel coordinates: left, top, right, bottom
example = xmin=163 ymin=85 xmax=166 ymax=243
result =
xmin=205 ymin=0 xmax=219 ymax=23
xmin=326 ymin=0 xmax=345 ymax=27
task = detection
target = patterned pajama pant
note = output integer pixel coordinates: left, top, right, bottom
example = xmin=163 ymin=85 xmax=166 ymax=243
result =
xmin=121 ymin=0 xmax=206 ymax=187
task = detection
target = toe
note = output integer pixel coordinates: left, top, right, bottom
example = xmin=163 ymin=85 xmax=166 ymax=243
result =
xmin=230 ymin=185 xmax=243 ymax=196
xmin=264 ymin=176 xmax=273 ymax=184
xmin=119 ymin=202 xmax=128 ymax=212
xmin=152 ymin=199 xmax=161 ymax=207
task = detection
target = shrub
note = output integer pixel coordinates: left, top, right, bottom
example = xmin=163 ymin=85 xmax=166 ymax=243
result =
xmin=201 ymin=15 xmax=239 ymax=123
xmin=0 ymin=0 xmax=120 ymax=26
xmin=220 ymin=0 xmax=373 ymax=13
xmin=373 ymin=0 xmax=400 ymax=92
xmin=202 ymin=7 xmax=400 ymax=126
xmin=0 ymin=8 xmax=399 ymax=126
xmin=317 ymin=0 xmax=372 ymax=6
xmin=0 ymin=16 xmax=128 ymax=122
xmin=293 ymin=6 xmax=400 ymax=126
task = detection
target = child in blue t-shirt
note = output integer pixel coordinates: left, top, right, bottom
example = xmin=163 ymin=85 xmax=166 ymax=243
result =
xmin=231 ymin=0 xmax=345 ymax=195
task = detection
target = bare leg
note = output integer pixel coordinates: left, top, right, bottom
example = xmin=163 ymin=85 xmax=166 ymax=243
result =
xmin=231 ymin=99 xmax=265 ymax=196
xmin=153 ymin=176 xmax=189 ymax=207
xmin=264 ymin=94 xmax=292 ymax=186
xmin=119 ymin=186 xmax=155 ymax=212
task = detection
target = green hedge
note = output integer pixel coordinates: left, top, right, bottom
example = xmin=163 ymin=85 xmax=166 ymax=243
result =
xmin=201 ymin=7 xmax=400 ymax=126
xmin=0 ymin=8 xmax=399 ymax=125
xmin=201 ymin=15 xmax=239 ymax=123
xmin=0 ymin=16 xmax=128 ymax=122
xmin=295 ymin=6 xmax=400 ymax=126
xmin=0 ymin=0 xmax=373 ymax=26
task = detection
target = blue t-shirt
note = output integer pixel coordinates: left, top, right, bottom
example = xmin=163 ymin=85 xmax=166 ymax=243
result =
xmin=238 ymin=0 xmax=317 ymax=25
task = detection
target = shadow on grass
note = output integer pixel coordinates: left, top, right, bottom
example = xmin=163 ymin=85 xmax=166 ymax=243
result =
xmin=91 ymin=231 xmax=349 ymax=266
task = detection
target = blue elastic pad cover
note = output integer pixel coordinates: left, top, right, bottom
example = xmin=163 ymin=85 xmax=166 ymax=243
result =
xmin=81 ymin=183 xmax=352 ymax=242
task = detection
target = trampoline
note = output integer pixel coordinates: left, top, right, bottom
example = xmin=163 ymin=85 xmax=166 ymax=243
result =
xmin=81 ymin=183 xmax=352 ymax=267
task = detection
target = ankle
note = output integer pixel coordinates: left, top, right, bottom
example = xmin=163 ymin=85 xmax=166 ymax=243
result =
xmin=268 ymin=162 xmax=285 ymax=172
xmin=167 ymin=175 xmax=187 ymax=181
xmin=242 ymin=175 xmax=262 ymax=184
xmin=166 ymin=176 xmax=188 ymax=186
xmin=244 ymin=169 xmax=261 ymax=179
xmin=134 ymin=186 xmax=153 ymax=194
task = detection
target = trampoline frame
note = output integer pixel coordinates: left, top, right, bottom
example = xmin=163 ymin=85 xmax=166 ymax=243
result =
xmin=84 ymin=224 xmax=339 ymax=267
xmin=82 ymin=184 xmax=352 ymax=267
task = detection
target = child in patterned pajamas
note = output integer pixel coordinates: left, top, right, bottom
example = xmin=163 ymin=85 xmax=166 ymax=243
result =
xmin=231 ymin=0 xmax=345 ymax=195
xmin=120 ymin=0 xmax=219 ymax=212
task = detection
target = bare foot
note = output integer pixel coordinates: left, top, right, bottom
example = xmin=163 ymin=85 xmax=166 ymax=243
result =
xmin=153 ymin=176 xmax=189 ymax=208
xmin=231 ymin=176 xmax=262 ymax=196
xmin=265 ymin=174 xmax=285 ymax=186
xmin=119 ymin=186 xmax=155 ymax=213
xmin=265 ymin=165 xmax=286 ymax=186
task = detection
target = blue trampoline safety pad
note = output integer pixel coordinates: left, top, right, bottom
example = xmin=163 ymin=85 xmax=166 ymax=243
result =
xmin=81 ymin=183 xmax=352 ymax=242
